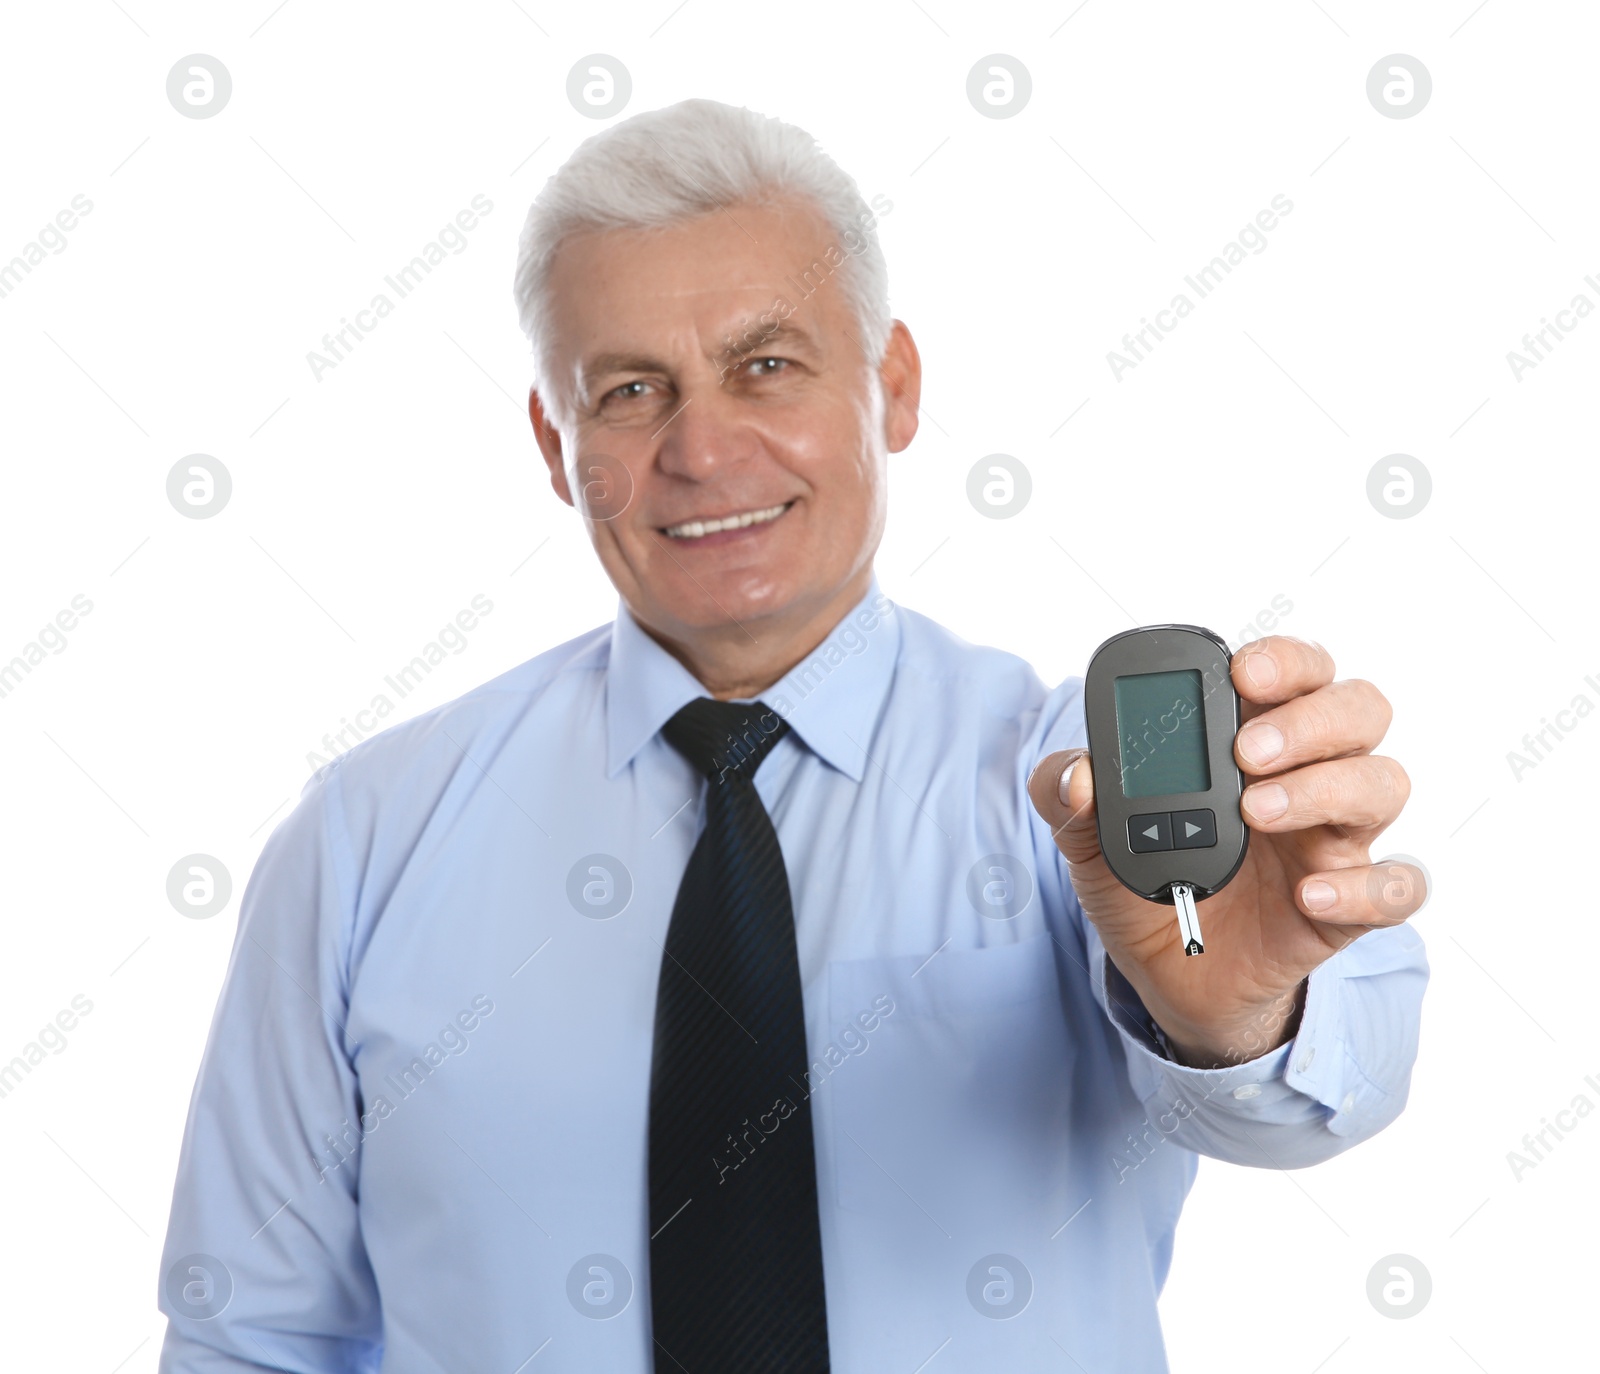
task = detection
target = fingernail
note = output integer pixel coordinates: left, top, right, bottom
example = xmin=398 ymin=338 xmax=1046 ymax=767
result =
xmin=1236 ymin=721 xmax=1283 ymax=767
xmin=1058 ymin=753 xmax=1086 ymax=806
xmin=1245 ymin=782 xmax=1288 ymax=820
xmin=1242 ymin=651 xmax=1278 ymax=690
xmin=1301 ymin=880 xmax=1337 ymax=912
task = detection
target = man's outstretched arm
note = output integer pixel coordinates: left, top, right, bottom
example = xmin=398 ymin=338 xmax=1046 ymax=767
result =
xmin=1027 ymin=633 xmax=1429 ymax=1169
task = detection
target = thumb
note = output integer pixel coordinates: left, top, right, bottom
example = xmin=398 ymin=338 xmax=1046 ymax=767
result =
xmin=1026 ymin=748 xmax=1103 ymax=867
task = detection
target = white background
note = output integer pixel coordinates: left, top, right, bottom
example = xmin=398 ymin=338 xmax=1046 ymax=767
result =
xmin=0 ymin=1 xmax=1593 ymax=1369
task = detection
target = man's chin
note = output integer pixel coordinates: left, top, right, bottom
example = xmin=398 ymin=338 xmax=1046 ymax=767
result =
xmin=653 ymin=578 xmax=801 ymax=632
xmin=637 ymin=556 xmax=835 ymax=630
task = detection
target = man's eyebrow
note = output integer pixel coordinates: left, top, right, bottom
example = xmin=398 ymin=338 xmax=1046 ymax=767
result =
xmin=733 ymin=318 xmax=822 ymax=356
xmin=579 ymin=318 xmax=825 ymax=389
xmin=579 ymin=350 xmax=665 ymax=390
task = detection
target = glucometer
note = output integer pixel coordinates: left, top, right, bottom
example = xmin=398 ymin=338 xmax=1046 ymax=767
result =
xmin=1083 ymin=625 xmax=1249 ymax=956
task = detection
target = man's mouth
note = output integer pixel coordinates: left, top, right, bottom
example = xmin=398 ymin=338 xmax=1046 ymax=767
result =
xmin=660 ymin=500 xmax=794 ymax=540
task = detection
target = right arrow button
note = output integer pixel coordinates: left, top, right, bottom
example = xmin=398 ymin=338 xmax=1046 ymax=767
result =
xmin=1171 ymin=808 xmax=1217 ymax=850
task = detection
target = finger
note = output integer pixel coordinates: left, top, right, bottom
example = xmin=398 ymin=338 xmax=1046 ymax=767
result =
xmin=1234 ymin=678 xmax=1394 ymax=777
xmin=1241 ymin=754 xmax=1410 ymax=834
xmin=1232 ymin=636 xmax=1334 ymax=711
xmin=1297 ymin=859 xmax=1428 ymax=928
xmin=1025 ymin=748 xmax=1099 ymax=865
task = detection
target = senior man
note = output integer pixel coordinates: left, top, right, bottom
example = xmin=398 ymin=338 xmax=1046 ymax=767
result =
xmin=157 ymin=98 xmax=1428 ymax=1373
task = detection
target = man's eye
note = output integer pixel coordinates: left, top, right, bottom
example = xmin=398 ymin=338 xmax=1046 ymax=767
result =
xmin=605 ymin=380 xmax=652 ymax=403
xmin=744 ymin=357 xmax=790 ymax=377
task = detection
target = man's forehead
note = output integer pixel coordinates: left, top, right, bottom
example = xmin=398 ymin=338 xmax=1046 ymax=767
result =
xmin=581 ymin=279 xmax=803 ymax=312
xmin=551 ymin=250 xmax=814 ymax=321
xmin=564 ymin=285 xmax=823 ymax=338
xmin=647 ymin=283 xmax=789 ymax=298
xmin=556 ymin=279 xmax=838 ymax=363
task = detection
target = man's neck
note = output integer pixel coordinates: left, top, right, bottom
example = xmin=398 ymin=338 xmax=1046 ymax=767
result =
xmin=632 ymin=568 xmax=874 ymax=701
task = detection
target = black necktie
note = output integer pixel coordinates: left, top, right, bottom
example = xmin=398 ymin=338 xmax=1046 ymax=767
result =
xmin=648 ymin=697 xmax=831 ymax=1372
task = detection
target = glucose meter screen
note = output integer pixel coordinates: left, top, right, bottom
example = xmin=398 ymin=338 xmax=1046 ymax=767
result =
xmin=1114 ymin=669 xmax=1211 ymax=799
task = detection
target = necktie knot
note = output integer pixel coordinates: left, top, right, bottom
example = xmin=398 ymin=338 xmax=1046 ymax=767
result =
xmin=661 ymin=697 xmax=789 ymax=783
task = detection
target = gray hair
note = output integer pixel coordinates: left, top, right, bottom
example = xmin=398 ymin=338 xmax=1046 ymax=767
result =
xmin=512 ymin=97 xmax=891 ymax=417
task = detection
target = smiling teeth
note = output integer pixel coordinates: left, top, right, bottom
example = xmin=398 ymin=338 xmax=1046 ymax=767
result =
xmin=664 ymin=502 xmax=790 ymax=539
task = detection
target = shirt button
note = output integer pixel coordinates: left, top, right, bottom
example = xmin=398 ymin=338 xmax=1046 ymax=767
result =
xmin=1296 ymin=1048 xmax=1316 ymax=1073
xmin=1340 ymin=1091 xmax=1356 ymax=1114
xmin=1232 ymin=1083 xmax=1262 ymax=1100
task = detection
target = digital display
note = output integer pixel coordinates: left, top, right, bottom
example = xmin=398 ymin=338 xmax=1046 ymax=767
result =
xmin=1114 ymin=669 xmax=1211 ymax=799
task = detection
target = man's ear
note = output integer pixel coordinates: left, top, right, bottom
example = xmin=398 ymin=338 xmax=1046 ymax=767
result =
xmin=878 ymin=319 xmax=922 ymax=454
xmin=528 ymin=385 xmax=574 ymax=507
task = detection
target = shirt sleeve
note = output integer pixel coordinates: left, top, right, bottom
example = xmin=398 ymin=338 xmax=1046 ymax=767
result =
xmin=1023 ymin=670 xmax=1430 ymax=1172
xmin=156 ymin=757 xmax=383 ymax=1373
xmin=1082 ymin=900 xmax=1429 ymax=1170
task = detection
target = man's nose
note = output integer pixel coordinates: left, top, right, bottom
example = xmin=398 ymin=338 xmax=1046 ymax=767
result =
xmin=653 ymin=378 xmax=759 ymax=482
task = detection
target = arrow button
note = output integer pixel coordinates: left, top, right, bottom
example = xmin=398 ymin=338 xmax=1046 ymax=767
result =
xmin=1172 ymin=808 xmax=1217 ymax=850
xmin=1127 ymin=811 xmax=1173 ymax=853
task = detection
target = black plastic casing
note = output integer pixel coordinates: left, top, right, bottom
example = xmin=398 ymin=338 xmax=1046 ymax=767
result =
xmin=1083 ymin=624 xmax=1249 ymax=904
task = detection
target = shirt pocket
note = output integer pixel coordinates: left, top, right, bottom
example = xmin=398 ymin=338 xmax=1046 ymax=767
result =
xmin=821 ymin=931 xmax=1078 ymax=1226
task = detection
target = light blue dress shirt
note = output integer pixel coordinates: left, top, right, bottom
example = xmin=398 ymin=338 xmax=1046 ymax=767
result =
xmin=157 ymin=576 xmax=1428 ymax=1373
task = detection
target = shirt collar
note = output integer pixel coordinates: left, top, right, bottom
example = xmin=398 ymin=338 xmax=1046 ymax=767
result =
xmin=605 ymin=573 xmax=900 ymax=783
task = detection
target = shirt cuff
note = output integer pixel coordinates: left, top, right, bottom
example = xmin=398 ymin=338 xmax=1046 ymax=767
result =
xmin=1094 ymin=937 xmax=1356 ymax=1129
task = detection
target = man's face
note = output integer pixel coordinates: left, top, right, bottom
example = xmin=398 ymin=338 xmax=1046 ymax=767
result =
xmin=528 ymin=195 xmax=919 ymax=651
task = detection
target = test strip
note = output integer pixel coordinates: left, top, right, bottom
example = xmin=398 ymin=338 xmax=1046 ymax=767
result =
xmin=1171 ymin=882 xmax=1204 ymax=957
